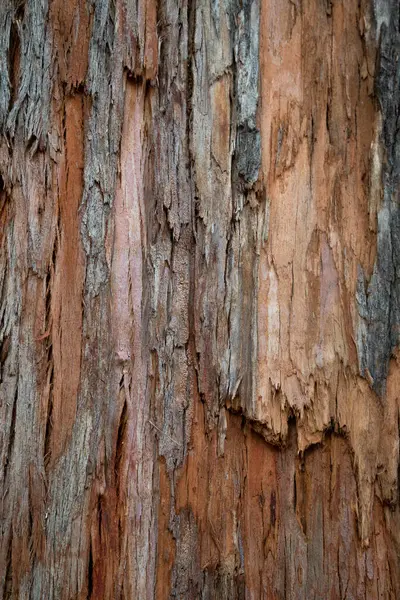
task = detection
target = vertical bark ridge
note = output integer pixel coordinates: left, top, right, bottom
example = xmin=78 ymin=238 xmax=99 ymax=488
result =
xmin=0 ymin=0 xmax=399 ymax=598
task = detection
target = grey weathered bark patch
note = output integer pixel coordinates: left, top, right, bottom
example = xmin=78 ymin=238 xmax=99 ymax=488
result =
xmin=356 ymin=0 xmax=400 ymax=395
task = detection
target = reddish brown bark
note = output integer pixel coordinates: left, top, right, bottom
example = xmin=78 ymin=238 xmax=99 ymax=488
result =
xmin=0 ymin=0 xmax=400 ymax=599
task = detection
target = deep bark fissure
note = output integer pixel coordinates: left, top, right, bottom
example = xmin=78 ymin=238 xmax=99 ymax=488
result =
xmin=7 ymin=5 xmax=23 ymax=111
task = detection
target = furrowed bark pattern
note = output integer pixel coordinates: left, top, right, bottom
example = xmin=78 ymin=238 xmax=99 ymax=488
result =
xmin=0 ymin=1 xmax=399 ymax=599
xmin=356 ymin=0 xmax=400 ymax=395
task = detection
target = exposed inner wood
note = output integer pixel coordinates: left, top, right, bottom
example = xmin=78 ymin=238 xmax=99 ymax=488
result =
xmin=0 ymin=0 xmax=399 ymax=598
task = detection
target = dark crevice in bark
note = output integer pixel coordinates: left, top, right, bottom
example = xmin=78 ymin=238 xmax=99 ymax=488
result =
xmin=398 ymin=408 xmax=400 ymax=502
xmin=295 ymin=461 xmax=307 ymax=537
xmin=43 ymin=361 xmax=54 ymax=471
xmin=270 ymin=490 xmax=276 ymax=527
xmin=7 ymin=3 xmax=23 ymax=110
xmin=186 ymin=0 xmax=195 ymax=148
xmin=97 ymin=495 xmax=103 ymax=540
xmin=0 ymin=335 xmax=10 ymax=381
xmin=115 ymin=388 xmax=128 ymax=493
xmin=45 ymin=268 xmax=52 ymax=327
xmin=3 ymin=381 xmax=17 ymax=484
xmin=4 ymin=529 xmax=13 ymax=598
xmin=27 ymin=494 xmax=33 ymax=554
xmin=43 ymin=267 xmax=54 ymax=471
xmin=0 ymin=180 xmax=9 ymax=269
xmin=87 ymin=537 xmax=93 ymax=600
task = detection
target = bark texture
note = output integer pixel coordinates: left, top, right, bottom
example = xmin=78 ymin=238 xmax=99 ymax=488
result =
xmin=0 ymin=0 xmax=400 ymax=598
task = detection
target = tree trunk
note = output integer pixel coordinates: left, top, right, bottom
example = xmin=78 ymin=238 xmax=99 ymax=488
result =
xmin=0 ymin=0 xmax=400 ymax=598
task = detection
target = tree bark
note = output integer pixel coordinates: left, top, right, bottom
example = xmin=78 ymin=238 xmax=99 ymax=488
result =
xmin=0 ymin=0 xmax=400 ymax=598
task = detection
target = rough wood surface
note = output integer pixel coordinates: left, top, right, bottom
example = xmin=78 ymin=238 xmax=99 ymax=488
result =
xmin=0 ymin=0 xmax=399 ymax=598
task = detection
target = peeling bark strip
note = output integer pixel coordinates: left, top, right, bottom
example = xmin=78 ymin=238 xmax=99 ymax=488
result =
xmin=0 ymin=0 xmax=400 ymax=599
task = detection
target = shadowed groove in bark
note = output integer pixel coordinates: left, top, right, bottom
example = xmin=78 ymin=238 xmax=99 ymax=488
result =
xmin=87 ymin=539 xmax=94 ymax=600
xmin=114 ymin=383 xmax=128 ymax=494
xmin=7 ymin=3 xmax=23 ymax=110
xmin=3 ymin=381 xmax=17 ymax=486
